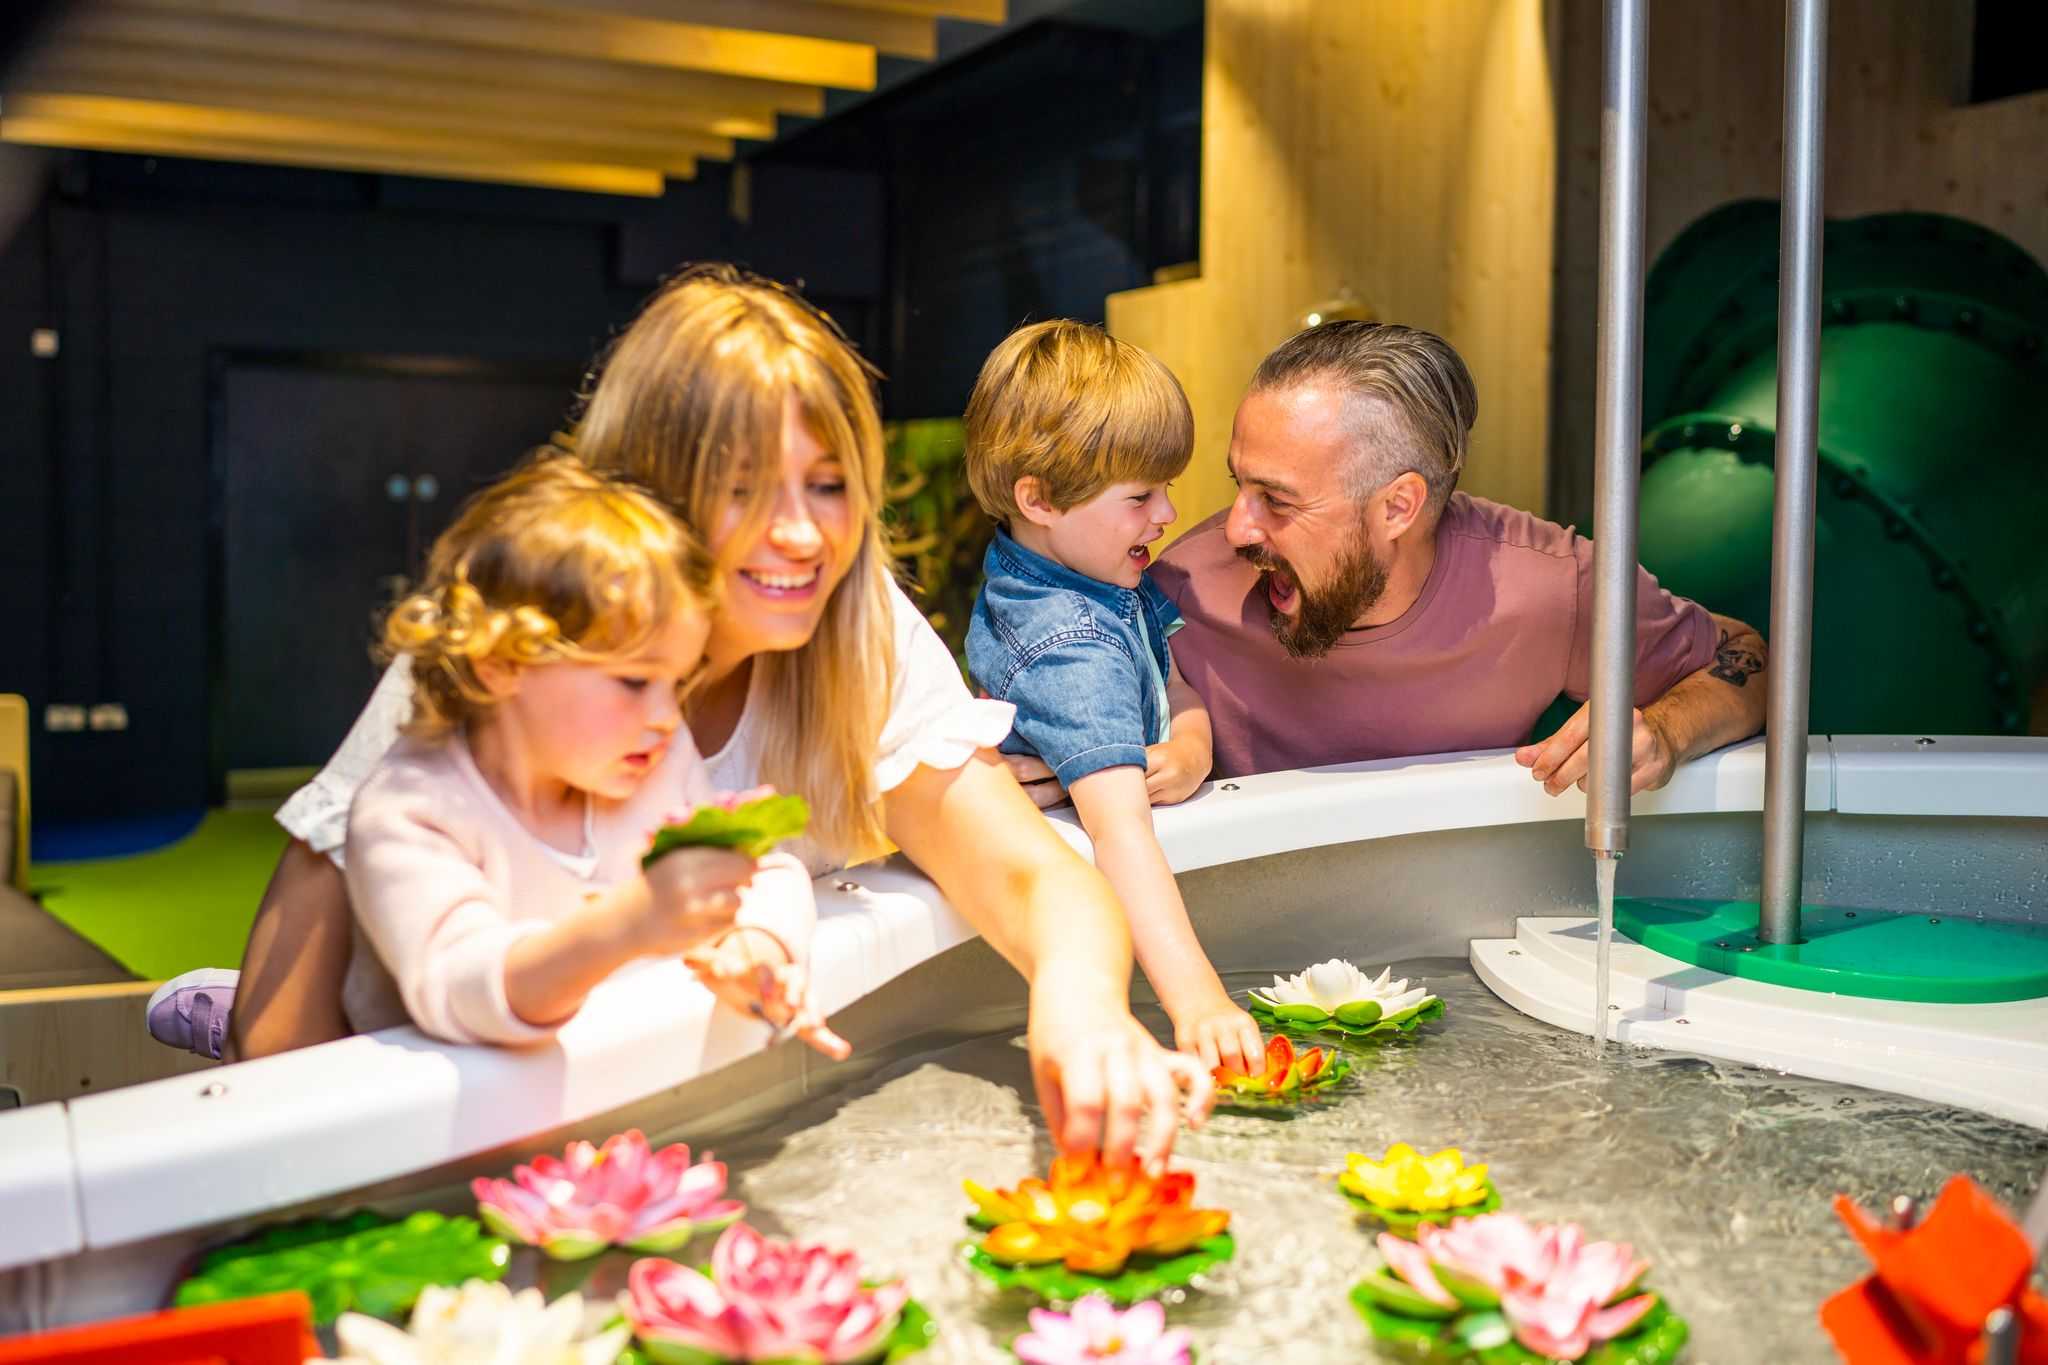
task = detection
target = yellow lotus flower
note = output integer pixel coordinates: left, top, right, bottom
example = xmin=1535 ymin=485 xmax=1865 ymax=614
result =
xmin=1340 ymin=1144 xmax=1491 ymax=1213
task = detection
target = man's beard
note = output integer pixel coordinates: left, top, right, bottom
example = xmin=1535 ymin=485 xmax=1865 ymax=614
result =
xmin=1236 ymin=532 xmax=1389 ymax=660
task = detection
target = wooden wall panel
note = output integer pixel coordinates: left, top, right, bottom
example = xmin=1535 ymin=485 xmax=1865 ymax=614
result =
xmin=1548 ymin=0 xmax=2048 ymax=522
xmin=1109 ymin=1 xmax=1558 ymax=540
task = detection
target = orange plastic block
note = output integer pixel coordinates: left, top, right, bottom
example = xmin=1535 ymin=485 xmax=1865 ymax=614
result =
xmin=0 ymin=1291 xmax=320 ymax=1364
xmin=1822 ymin=1176 xmax=2047 ymax=1365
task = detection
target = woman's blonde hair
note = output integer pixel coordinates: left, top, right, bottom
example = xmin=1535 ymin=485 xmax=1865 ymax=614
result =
xmin=963 ymin=320 xmax=1193 ymax=525
xmin=571 ymin=264 xmax=897 ymax=863
xmin=385 ymin=454 xmax=715 ymax=738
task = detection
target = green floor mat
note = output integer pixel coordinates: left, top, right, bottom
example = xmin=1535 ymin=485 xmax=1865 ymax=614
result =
xmin=31 ymin=809 xmax=285 ymax=981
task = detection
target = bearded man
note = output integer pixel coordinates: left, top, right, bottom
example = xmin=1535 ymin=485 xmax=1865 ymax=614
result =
xmin=1138 ymin=320 xmax=1768 ymax=796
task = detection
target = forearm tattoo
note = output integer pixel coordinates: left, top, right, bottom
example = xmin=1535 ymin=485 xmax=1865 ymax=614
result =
xmin=1708 ymin=629 xmax=1765 ymax=687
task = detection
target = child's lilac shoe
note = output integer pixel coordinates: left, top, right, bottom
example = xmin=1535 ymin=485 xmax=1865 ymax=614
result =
xmin=146 ymin=968 xmax=239 ymax=1060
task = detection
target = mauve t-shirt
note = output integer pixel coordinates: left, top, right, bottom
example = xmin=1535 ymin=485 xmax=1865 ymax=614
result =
xmin=1148 ymin=494 xmax=1719 ymax=778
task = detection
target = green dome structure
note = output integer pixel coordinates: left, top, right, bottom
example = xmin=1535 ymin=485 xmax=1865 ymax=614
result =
xmin=1634 ymin=201 xmax=2048 ymax=735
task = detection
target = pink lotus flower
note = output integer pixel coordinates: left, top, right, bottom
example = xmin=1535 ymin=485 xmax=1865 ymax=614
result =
xmin=472 ymin=1129 xmax=743 ymax=1261
xmin=627 ymin=1223 xmax=909 ymax=1364
xmin=1013 ymin=1295 xmax=1191 ymax=1365
xmin=1377 ymin=1214 xmax=1656 ymax=1360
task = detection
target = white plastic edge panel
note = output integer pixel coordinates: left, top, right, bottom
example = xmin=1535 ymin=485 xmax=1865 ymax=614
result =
xmin=1473 ymin=918 xmax=2048 ymax=1128
xmin=0 ymin=1104 xmax=82 ymax=1264
xmin=1054 ymin=738 xmax=1833 ymax=871
xmin=59 ymin=873 xmax=978 ymax=1255
xmin=1830 ymin=735 xmax=2048 ymax=818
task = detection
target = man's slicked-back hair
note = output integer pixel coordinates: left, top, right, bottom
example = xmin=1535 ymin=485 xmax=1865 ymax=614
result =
xmin=1249 ymin=321 xmax=1479 ymax=514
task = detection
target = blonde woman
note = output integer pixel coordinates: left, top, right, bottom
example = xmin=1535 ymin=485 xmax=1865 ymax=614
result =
xmin=208 ymin=265 xmax=1211 ymax=1169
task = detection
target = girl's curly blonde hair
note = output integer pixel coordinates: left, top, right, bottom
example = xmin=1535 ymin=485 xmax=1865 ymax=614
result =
xmin=385 ymin=454 xmax=714 ymax=737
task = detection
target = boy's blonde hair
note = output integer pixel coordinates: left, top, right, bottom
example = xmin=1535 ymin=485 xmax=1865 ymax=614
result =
xmin=384 ymin=454 xmax=715 ymax=738
xmin=571 ymin=263 xmax=898 ymax=863
xmin=963 ymin=320 xmax=1193 ymax=526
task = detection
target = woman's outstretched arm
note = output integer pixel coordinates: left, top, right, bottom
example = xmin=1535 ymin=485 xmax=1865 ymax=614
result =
xmin=885 ymin=750 xmax=1212 ymax=1172
xmin=226 ymin=839 xmax=353 ymax=1060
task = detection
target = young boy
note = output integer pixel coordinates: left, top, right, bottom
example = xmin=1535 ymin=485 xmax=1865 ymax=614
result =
xmin=964 ymin=320 xmax=1263 ymax=1076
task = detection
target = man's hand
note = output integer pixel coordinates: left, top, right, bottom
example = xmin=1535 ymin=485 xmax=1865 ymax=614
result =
xmin=1029 ymin=991 xmax=1214 ymax=1175
xmin=1143 ymin=735 xmax=1211 ymax=807
xmin=1001 ymin=751 xmax=1069 ymax=810
xmin=1514 ymin=701 xmax=1677 ymax=797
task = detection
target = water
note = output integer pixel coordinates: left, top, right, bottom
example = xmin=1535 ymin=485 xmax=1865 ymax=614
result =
xmin=1594 ymin=854 xmax=1617 ymax=1048
xmin=633 ymin=961 xmax=2045 ymax=1364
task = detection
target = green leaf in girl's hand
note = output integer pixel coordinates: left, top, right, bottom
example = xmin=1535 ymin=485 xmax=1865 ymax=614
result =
xmin=643 ymin=792 xmax=811 ymax=865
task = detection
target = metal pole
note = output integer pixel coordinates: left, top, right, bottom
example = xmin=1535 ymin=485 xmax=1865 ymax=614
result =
xmin=1586 ymin=0 xmax=1647 ymax=862
xmin=1760 ymin=0 xmax=1829 ymax=944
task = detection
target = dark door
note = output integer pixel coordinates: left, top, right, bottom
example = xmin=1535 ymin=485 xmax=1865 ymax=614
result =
xmin=213 ymin=355 xmax=581 ymax=786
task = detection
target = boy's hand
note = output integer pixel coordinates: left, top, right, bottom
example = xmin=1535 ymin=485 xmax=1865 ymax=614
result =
xmin=686 ymin=927 xmax=851 ymax=1061
xmin=635 ymin=846 xmax=755 ymax=956
xmin=1169 ymin=992 xmax=1263 ymax=1076
xmin=1143 ymin=734 xmax=1212 ymax=807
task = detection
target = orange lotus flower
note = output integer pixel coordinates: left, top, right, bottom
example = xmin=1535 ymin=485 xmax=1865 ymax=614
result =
xmin=1212 ymin=1034 xmax=1334 ymax=1097
xmin=965 ymin=1155 xmax=1231 ymax=1277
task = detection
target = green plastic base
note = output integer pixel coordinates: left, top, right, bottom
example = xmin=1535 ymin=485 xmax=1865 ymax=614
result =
xmin=1613 ymin=898 xmax=2048 ymax=1004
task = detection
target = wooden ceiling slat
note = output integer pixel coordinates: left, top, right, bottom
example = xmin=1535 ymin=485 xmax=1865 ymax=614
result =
xmin=7 ymin=73 xmax=739 ymax=167
xmin=115 ymin=0 xmax=877 ymax=90
xmin=0 ymin=116 xmax=669 ymax=196
xmin=493 ymin=0 xmax=938 ymax=60
xmin=1 ymin=93 xmax=705 ymax=178
xmin=17 ymin=44 xmax=780 ymax=140
xmin=806 ymin=0 xmax=1004 ymax=22
xmin=58 ymin=8 xmax=828 ymax=117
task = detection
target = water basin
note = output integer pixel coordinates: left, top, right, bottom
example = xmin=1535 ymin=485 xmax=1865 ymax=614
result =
xmin=618 ymin=960 xmax=2048 ymax=1363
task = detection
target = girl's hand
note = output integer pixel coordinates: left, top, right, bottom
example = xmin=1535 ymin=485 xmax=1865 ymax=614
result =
xmin=1143 ymin=733 xmax=1212 ymax=807
xmin=635 ymin=847 xmax=755 ymax=957
xmin=1169 ymin=993 xmax=1263 ymax=1076
xmin=686 ymin=927 xmax=850 ymax=1061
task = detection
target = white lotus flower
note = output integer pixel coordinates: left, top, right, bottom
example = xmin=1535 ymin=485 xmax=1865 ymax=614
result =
xmin=323 ymin=1281 xmax=629 ymax=1365
xmin=1250 ymin=960 xmax=1434 ymax=1017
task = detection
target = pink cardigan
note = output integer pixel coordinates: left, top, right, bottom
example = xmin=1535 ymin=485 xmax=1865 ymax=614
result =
xmin=342 ymin=729 xmax=814 ymax=1046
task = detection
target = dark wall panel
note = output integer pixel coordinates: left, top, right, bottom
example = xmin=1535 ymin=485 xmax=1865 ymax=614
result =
xmin=0 ymin=155 xmax=876 ymax=823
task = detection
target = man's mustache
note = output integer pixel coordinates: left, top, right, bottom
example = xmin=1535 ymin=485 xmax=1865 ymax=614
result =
xmin=1235 ymin=545 xmax=1286 ymax=575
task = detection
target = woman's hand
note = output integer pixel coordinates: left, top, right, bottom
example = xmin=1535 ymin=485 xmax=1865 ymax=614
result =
xmin=1028 ymin=994 xmax=1215 ymax=1175
xmin=887 ymin=752 xmax=1215 ymax=1172
xmin=1168 ymin=991 xmax=1263 ymax=1076
xmin=686 ymin=927 xmax=850 ymax=1060
xmin=633 ymin=847 xmax=755 ymax=956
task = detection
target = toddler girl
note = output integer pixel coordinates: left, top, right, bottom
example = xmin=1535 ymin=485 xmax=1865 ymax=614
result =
xmin=341 ymin=456 xmax=844 ymax=1056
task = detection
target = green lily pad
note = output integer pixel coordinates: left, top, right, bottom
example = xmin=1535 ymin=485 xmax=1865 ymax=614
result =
xmin=643 ymin=793 xmax=810 ymax=865
xmin=1334 ymin=1000 xmax=1385 ymax=1028
xmin=1451 ymin=1310 xmax=1514 ymax=1351
xmin=629 ymin=1290 xmax=934 ymax=1365
xmin=1250 ymin=994 xmax=1446 ymax=1041
xmin=1352 ymin=1284 xmax=1690 ymax=1364
xmin=173 ymin=1210 xmax=509 ymax=1326
xmin=1341 ymin=1179 xmax=1504 ymax=1236
xmin=1351 ymin=1267 xmax=1459 ymax=1320
xmin=962 ymin=1234 xmax=1235 ymax=1307
xmin=1216 ymin=1053 xmax=1354 ymax=1115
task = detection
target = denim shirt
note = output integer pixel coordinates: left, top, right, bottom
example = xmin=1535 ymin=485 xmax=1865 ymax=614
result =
xmin=966 ymin=528 xmax=1183 ymax=788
